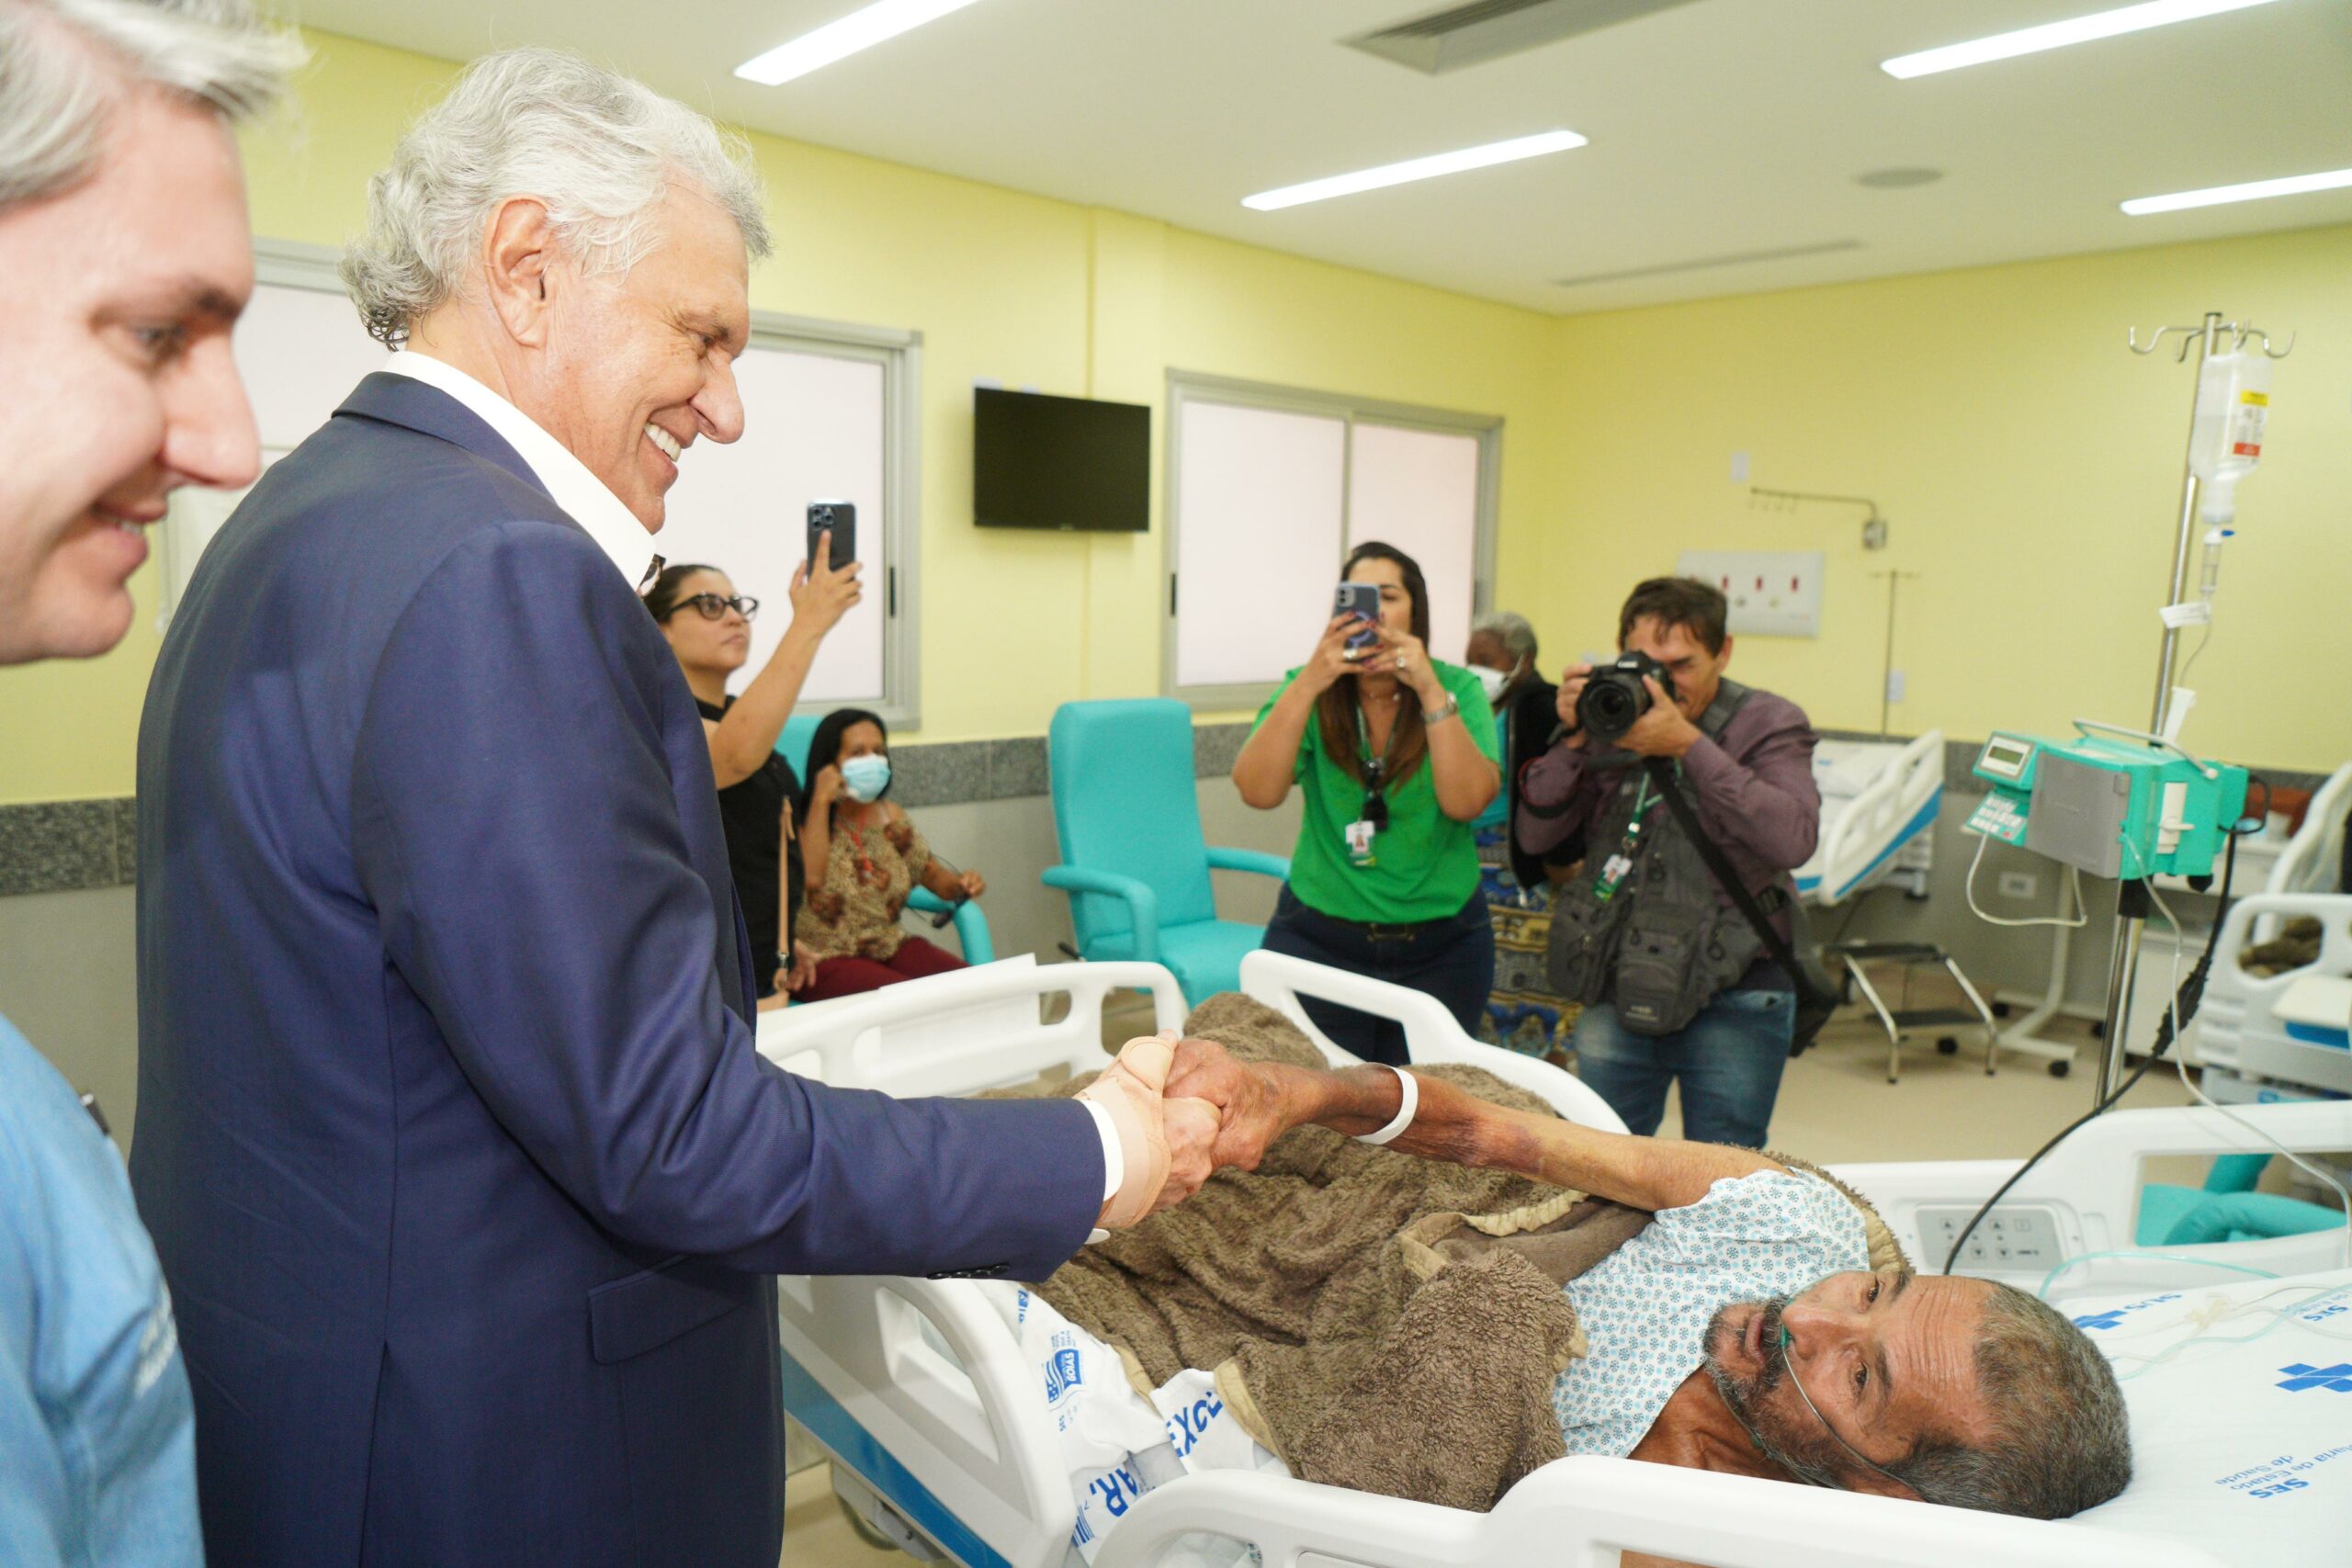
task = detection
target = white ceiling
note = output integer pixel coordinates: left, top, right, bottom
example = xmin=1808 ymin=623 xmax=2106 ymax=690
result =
xmin=278 ymin=0 xmax=2352 ymax=313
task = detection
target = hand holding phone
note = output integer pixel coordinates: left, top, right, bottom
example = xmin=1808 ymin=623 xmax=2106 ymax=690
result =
xmin=1333 ymin=582 xmax=1381 ymax=655
xmin=806 ymin=501 xmax=857 ymax=572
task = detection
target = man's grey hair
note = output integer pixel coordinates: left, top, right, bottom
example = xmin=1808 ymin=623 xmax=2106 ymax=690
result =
xmin=1470 ymin=609 xmax=1538 ymax=667
xmin=340 ymin=47 xmax=774 ymax=348
xmin=0 ymin=0 xmax=300 ymax=213
xmin=1888 ymin=1280 xmax=2132 ymax=1518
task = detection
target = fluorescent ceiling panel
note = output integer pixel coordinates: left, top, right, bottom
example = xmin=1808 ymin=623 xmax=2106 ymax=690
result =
xmin=737 ymin=0 xmax=989 ymax=86
xmin=1881 ymin=0 xmax=2281 ymax=80
xmin=2121 ymin=165 xmax=2352 ymax=215
xmin=1244 ymin=130 xmax=1586 ymax=211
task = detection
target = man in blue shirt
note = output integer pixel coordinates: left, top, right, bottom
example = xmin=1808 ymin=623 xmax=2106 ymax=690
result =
xmin=0 ymin=2 xmax=298 ymax=1561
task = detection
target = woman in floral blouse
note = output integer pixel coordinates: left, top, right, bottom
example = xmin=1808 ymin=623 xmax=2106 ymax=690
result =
xmin=793 ymin=707 xmax=987 ymax=1000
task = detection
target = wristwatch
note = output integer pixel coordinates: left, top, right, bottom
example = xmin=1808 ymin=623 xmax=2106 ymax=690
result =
xmin=1425 ymin=693 xmax=1461 ymax=724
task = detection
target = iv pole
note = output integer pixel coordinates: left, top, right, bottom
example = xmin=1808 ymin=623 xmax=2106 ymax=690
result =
xmin=2093 ymin=312 xmax=2294 ymax=1105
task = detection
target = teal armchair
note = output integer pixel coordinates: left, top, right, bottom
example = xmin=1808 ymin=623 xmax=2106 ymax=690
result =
xmin=1044 ymin=699 xmax=1289 ymax=1005
xmin=2135 ymin=1153 xmax=2346 ymax=1247
xmin=774 ymin=715 xmax=993 ymax=964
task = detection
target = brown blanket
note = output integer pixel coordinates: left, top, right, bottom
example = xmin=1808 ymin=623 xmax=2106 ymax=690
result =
xmin=1025 ymin=994 xmax=1650 ymax=1509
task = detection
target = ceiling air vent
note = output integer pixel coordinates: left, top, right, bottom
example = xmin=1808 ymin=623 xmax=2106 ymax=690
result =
xmin=1348 ymin=0 xmax=1704 ymax=75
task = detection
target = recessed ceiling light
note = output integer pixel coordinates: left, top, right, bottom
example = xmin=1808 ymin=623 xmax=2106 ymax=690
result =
xmin=1855 ymin=167 xmax=1944 ymax=189
xmin=736 ymin=0 xmax=990 ymax=87
xmin=1881 ymin=0 xmax=2282 ymax=80
xmin=2121 ymin=165 xmax=2352 ymax=216
xmin=1242 ymin=130 xmax=1587 ymax=212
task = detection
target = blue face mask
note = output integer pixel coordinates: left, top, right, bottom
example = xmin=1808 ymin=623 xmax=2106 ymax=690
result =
xmin=839 ymin=753 xmax=892 ymax=803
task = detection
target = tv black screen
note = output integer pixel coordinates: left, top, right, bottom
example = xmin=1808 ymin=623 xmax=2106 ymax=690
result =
xmin=973 ymin=388 xmax=1149 ymax=533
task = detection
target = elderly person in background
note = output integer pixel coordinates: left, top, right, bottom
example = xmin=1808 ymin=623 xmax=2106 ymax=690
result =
xmin=1169 ymin=1045 xmax=2132 ymax=1542
xmin=131 ymin=48 xmax=1225 ymax=1568
xmin=0 ymin=3 xmax=294 ymax=1563
xmin=1463 ymin=611 xmax=1581 ymax=1058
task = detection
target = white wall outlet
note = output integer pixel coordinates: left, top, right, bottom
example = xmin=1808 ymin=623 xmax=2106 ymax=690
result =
xmin=1885 ymin=669 xmax=1906 ymax=704
xmin=1675 ymin=549 xmax=1824 ymax=637
xmin=1730 ymin=450 xmax=1750 ymax=483
xmin=1997 ymin=870 xmax=2040 ymax=900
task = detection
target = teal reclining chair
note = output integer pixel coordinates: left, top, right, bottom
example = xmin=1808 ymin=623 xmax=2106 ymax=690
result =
xmin=775 ymin=714 xmax=992 ymax=964
xmin=1043 ymin=699 xmax=1289 ymax=1006
xmin=2135 ymin=1152 xmax=2347 ymax=1247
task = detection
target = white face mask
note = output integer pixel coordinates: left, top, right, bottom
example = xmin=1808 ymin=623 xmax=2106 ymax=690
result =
xmin=1472 ymin=663 xmax=1514 ymax=704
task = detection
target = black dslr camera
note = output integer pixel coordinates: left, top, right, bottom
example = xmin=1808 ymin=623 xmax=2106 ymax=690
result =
xmin=1577 ymin=651 xmax=1675 ymax=741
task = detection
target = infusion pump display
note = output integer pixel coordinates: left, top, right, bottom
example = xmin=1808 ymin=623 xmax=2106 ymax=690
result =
xmin=1978 ymin=735 xmax=2035 ymax=782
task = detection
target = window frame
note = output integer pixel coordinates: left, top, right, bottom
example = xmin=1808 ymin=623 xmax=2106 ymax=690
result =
xmin=214 ymin=239 xmax=925 ymax=727
xmin=1161 ymin=369 xmax=1501 ymax=714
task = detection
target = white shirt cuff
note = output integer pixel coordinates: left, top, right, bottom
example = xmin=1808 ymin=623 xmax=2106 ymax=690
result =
xmin=1081 ymin=1098 xmax=1124 ymax=1245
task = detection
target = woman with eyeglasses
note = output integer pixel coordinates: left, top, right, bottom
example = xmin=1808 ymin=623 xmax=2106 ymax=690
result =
xmin=647 ymin=550 xmax=859 ymax=1005
xmin=1229 ymin=541 xmax=1502 ymax=1066
xmin=793 ymin=708 xmax=982 ymax=1002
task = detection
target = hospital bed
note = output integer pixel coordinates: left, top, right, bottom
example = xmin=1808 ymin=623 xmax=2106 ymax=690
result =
xmin=757 ymin=953 xmax=2352 ymax=1568
xmin=1794 ymin=730 xmax=1944 ymax=908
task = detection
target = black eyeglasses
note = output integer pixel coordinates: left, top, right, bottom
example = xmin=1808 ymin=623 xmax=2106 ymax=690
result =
xmin=1360 ymin=757 xmax=1390 ymax=831
xmin=668 ymin=592 xmax=759 ymax=622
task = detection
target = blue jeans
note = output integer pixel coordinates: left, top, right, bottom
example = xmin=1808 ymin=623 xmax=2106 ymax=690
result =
xmin=1262 ymin=886 xmax=1495 ymax=1067
xmin=1573 ymin=987 xmax=1794 ymax=1147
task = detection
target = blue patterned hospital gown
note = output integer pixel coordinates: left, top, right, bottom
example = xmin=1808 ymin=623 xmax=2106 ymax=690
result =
xmin=1555 ymin=1169 xmax=1870 ymax=1458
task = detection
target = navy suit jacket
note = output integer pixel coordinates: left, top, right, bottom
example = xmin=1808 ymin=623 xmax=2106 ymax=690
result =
xmin=130 ymin=373 xmax=1104 ymax=1568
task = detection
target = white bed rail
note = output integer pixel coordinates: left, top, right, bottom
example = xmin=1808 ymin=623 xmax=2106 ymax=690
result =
xmin=1832 ymin=1099 xmax=2352 ymax=1296
xmin=1092 ymin=1458 xmax=2222 ymax=1568
xmin=2261 ymin=761 xmax=2351 ymax=911
xmin=1238 ymin=949 xmax=1629 ymax=1134
xmin=757 ymin=956 xmax=1187 ymax=1098
xmin=1805 ymin=729 xmax=1943 ymax=907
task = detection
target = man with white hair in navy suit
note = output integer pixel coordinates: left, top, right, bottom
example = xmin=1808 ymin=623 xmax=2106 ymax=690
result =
xmin=132 ymin=45 xmax=1227 ymax=1568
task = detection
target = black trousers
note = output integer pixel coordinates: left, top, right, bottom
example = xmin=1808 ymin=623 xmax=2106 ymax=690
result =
xmin=1261 ymin=885 xmax=1495 ymax=1066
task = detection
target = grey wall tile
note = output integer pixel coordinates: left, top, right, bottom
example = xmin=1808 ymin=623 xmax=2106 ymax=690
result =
xmin=989 ymin=737 xmax=1049 ymax=800
xmin=893 ymin=739 xmax=990 ymax=808
xmin=112 ymin=797 xmax=139 ymax=885
xmin=1193 ymin=721 xmax=1250 ymax=779
xmin=0 ymin=800 xmax=121 ymax=897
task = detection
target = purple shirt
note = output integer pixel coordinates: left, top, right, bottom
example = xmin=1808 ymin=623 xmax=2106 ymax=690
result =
xmin=1515 ymin=684 xmax=1821 ymax=932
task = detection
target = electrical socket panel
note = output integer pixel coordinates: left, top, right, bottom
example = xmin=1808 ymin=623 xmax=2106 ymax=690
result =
xmin=1677 ymin=550 xmax=1824 ymax=637
xmin=1915 ymin=1205 xmax=2066 ymax=1273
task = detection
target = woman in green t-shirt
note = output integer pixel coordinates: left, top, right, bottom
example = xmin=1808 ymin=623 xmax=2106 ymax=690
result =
xmin=1231 ymin=542 xmax=1502 ymax=1066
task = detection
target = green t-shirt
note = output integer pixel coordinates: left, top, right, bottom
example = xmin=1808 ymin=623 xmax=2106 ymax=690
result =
xmin=1253 ymin=659 xmax=1501 ymax=924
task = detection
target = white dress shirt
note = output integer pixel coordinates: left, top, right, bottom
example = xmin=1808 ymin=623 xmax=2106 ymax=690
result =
xmin=377 ymin=350 xmax=1129 ymax=1234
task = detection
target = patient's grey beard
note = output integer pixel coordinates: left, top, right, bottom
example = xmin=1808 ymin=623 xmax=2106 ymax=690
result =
xmin=1702 ymin=1297 xmax=1843 ymax=1490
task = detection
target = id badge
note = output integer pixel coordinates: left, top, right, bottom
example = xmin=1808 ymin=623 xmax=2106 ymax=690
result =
xmin=1592 ymin=852 xmax=1633 ymax=902
xmin=1344 ymin=818 xmax=1379 ymax=868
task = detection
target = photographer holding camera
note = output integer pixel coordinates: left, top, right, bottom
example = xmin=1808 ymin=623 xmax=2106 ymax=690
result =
xmin=1518 ymin=577 xmax=1820 ymax=1147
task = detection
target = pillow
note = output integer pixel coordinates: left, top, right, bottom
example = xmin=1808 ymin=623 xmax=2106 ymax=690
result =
xmin=2067 ymin=1267 xmax=2352 ymax=1565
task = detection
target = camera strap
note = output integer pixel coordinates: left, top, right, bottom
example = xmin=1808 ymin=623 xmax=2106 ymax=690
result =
xmin=1640 ymin=755 xmax=1838 ymax=1055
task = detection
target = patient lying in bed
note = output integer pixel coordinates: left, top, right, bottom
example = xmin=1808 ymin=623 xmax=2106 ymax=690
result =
xmin=1034 ymin=997 xmax=2130 ymax=1560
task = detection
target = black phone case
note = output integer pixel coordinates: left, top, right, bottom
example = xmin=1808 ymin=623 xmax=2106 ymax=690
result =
xmin=807 ymin=503 xmax=856 ymax=570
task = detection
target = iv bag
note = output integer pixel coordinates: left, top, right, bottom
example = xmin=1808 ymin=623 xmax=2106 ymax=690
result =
xmin=2187 ymin=350 xmax=2271 ymax=524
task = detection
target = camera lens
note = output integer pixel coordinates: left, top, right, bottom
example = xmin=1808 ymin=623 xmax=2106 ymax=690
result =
xmin=1577 ymin=670 xmax=1648 ymax=741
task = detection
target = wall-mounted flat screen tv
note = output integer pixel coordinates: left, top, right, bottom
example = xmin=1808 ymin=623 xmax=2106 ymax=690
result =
xmin=973 ymin=388 xmax=1149 ymax=533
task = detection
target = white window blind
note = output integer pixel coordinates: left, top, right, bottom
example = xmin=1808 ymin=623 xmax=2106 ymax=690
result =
xmin=1165 ymin=375 xmax=1498 ymax=709
xmin=1345 ymin=422 xmax=1483 ymax=669
xmin=161 ymin=243 xmax=923 ymax=722
xmin=1170 ymin=401 xmax=1346 ymax=691
xmin=656 ymin=346 xmax=891 ymax=706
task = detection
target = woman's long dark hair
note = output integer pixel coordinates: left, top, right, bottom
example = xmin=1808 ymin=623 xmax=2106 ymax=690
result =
xmin=1317 ymin=541 xmax=1432 ymax=788
xmin=642 ymin=562 xmax=720 ymax=622
xmin=797 ymin=706 xmax=890 ymax=821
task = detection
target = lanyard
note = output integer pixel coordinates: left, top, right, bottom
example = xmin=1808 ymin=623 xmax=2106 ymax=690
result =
xmin=1353 ymin=698 xmax=1402 ymax=789
xmin=1594 ymin=769 xmax=1667 ymax=902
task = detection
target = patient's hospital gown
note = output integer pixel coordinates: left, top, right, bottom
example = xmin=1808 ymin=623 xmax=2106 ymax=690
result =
xmin=1554 ymin=1168 xmax=1869 ymax=1458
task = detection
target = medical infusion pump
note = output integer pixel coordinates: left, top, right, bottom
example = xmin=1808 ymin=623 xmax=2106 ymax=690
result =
xmin=1968 ymin=726 xmax=2248 ymax=881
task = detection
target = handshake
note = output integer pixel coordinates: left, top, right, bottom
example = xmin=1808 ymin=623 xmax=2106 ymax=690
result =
xmin=1074 ymin=1032 xmax=1414 ymax=1229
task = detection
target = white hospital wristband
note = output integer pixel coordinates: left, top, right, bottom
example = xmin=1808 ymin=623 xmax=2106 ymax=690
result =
xmin=1354 ymin=1065 xmax=1419 ymax=1146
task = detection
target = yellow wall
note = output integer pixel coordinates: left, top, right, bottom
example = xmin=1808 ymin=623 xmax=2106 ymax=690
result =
xmin=1540 ymin=223 xmax=2352 ymax=773
xmin=3 ymin=26 xmax=2346 ymax=804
